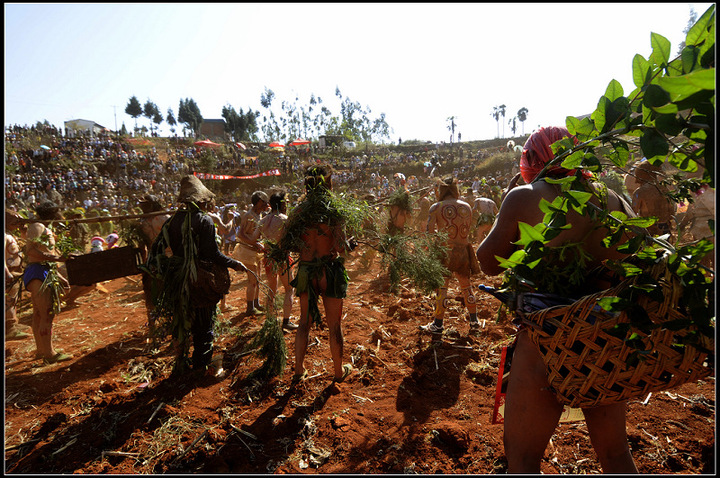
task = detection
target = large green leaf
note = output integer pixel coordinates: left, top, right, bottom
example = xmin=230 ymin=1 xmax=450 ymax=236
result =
xmin=655 ymin=113 xmax=684 ymax=136
xmin=657 ymin=69 xmax=716 ymax=102
xmin=649 ymin=32 xmax=671 ymax=67
xmin=681 ymin=45 xmax=698 ymax=73
xmin=686 ymin=5 xmax=715 ymax=47
xmin=640 ymin=128 xmax=669 ymax=161
xmin=514 ymin=221 xmax=547 ymax=246
xmin=643 ymin=84 xmax=671 ymax=108
xmin=591 ymin=96 xmax=610 ymax=133
xmin=560 ymin=150 xmax=584 ymax=169
xmin=632 ymin=54 xmax=652 ymax=88
xmin=604 ymin=79 xmax=624 ymax=101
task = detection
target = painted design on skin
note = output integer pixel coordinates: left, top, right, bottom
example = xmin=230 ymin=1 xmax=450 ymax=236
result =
xmin=459 ymin=223 xmax=469 ymax=238
xmin=456 ymin=205 xmax=471 ymax=218
xmin=442 ymin=205 xmax=457 ymax=220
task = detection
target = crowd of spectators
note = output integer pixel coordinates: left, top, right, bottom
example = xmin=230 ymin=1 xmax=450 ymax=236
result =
xmin=5 ymin=123 xmax=522 ymax=242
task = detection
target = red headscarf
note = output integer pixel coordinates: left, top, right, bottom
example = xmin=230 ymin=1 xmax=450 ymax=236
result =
xmin=519 ymin=126 xmax=580 ymax=183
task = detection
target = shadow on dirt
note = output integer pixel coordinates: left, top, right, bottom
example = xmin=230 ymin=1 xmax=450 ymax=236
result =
xmin=5 ymin=372 xmax=200 ymax=473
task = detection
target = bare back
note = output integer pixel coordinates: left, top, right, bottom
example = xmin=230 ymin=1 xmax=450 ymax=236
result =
xmin=477 ymin=180 xmax=632 ymax=277
xmin=298 ymin=223 xmax=342 ymax=261
xmin=427 ymin=197 xmax=473 ymax=246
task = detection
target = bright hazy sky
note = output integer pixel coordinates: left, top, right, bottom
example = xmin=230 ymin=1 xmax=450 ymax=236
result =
xmin=4 ymin=3 xmax=713 ymax=143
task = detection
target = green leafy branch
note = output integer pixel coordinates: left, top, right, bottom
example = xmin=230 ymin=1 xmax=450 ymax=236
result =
xmin=500 ymin=5 xmax=715 ymax=349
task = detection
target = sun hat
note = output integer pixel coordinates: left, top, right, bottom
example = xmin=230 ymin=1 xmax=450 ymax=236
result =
xmin=177 ymin=175 xmax=215 ymax=204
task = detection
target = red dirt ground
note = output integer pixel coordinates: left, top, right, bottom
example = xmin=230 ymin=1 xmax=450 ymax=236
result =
xmin=4 ymin=253 xmax=715 ymax=474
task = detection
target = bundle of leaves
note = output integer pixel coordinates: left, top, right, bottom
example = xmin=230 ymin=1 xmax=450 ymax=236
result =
xmin=120 ymin=221 xmax=151 ymax=249
xmin=142 ymin=205 xmax=201 ymax=372
xmin=498 ymin=5 xmax=715 ymax=354
xmin=53 ymin=223 xmax=85 ymax=256
xmin=31 ymin=230 xmax=66 ymax=315
xmin=375 ymin=231 xmax=450 ymax=294
xmin=267 ymin=186 xmax=371 ymax=272
xmin=247 ymin=312 xmax=287 ymax=380
xmin=385 ymin=188 xmax=413 ymax=212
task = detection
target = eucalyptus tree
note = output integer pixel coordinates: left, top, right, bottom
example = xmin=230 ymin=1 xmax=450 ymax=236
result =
xmin=152 ymin=111 xmax=163 ymax=137
xmin=125 ymin=95 xmax=142 ymax=132
xmin=177 ymin=98 xmax=203 ymax=138
xmin=143 ymin=100 xmax=160 ymax=136
xmin=166 ymin=108 xmax=177 ymax=136
xmin=508 ymin=115 xmax=518 ymax=136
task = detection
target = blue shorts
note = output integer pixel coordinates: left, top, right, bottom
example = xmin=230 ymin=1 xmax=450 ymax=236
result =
xmin=23 ymin=263 xmax=51 ymax=287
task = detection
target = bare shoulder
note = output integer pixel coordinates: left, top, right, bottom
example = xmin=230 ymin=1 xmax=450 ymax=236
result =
xmin=25 ymin=222 xmax=45 ymax=239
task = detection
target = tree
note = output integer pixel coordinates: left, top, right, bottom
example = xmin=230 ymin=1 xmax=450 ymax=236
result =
xmin=517 ymin=107 xmax=529 ymax=135
xmin=676 ymin=6 xmax=698 ymax=55
xmin=152 ymin=111 xmax=163 ymax=137
xmin=508 ymin=116 xmax=518 ymax=136
xmin=492 ymin=105 xmax=501 ymax=138
xmin=143 ymin=100 xmax=160 ymax=136
xmin=222 ymin=104 xmax=258 ymax=142
xmin=260 ymin=87 xmax=275 ymax=109
xmin=166 ymin=108 xmax=177 ymax=136
xmin=125 ymin=96 xmax=142 ymax=131
xmin=178 ymin=98 xmax=203 ymax=138
xmin=499 ymin=104 xmax=507 ymax=138
xmin=447 ymin=116 xmax=457 ymax=146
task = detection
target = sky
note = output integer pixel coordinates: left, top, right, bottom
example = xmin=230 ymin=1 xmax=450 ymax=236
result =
xmin=4 ymin=2 xmax=713 ymax=144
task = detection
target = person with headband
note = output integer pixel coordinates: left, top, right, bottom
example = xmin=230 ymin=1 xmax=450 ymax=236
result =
xmin=476 ymin=126 xmax=639 ymax=473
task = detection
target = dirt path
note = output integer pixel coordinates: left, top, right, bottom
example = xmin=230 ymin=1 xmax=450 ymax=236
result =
xmin=4 ymin=253 xmax=715 ymax=474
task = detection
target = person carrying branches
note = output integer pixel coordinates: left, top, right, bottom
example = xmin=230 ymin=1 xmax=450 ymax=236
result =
xmin=274 ymin=164 xmax=357 ymax=386
xmin=145 ymin=175 xmax=248 ymax=376
xmin=476 ymin=126 xmax=639 ymax=473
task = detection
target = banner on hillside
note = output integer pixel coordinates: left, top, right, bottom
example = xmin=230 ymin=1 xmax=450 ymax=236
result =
xmin=193 ymin=169 xmax=280 ymax=180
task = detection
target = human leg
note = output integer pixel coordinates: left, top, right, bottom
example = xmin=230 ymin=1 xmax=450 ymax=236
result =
xmin=26 ymin=279 xmax=56 ymax=358
xmin=421 ymin=277 xmax=450 ymax=332
xmin=293 ymin=292 xmax=311 ymax=377
xmin=280 ymin=269 xmax=297 ymax=329
xmin=62 ymin=284 xmax=94 ymax=303
xmin=190 ymin=306 xmax=216 ymax=370
xmin=245 ymin=264 xmax=260 ymax=313
xmin=264 ymin=264 xmax=278 ymax=312
xmin=5 ymin=281 xmax=29 ymax=339
xmin=322 ymin=295 xmax=345 ymax=380
xmin=457 ymin=274 xmax=478 ymax=323
xmin=504 ymin=330 xmax=564 ymax=473
xmin=583 ymin=402 xmax=638 ymax=473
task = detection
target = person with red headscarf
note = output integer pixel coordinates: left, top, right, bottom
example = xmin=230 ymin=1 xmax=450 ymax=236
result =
xmin=476 ymin=127 xmax=639 ymax=473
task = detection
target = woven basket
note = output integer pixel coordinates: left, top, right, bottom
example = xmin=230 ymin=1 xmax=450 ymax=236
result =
xmin=522 ymin=258 xmax=714 ymax=409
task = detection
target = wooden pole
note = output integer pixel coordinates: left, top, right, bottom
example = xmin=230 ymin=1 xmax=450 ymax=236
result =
xmin=16 ymin=209 xmax=176 ymax=226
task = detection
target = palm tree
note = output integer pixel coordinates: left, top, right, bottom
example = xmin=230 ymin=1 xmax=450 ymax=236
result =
xmin=492 ymin=106 xmax=501 ymax=138
xmin=517 ymin=107 xmax=529 ymax=135
xmin=447 ymin=116 xmax=457 ymax=146
xmin=509 ymin=116 xmax=518 ymax=136
xmin=499 ymin=104 xmax=506 ymax=138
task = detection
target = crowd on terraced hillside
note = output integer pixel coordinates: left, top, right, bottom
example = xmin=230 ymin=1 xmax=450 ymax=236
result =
xmin=4 ymin=123 xmax=522 ymax=235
